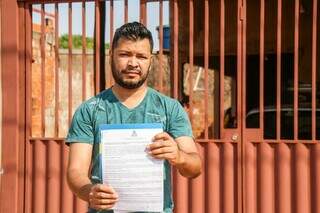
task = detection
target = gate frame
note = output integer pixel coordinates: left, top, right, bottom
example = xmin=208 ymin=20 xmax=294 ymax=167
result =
xmin=1 ymin=0 xmax=251 ymax=213
xmin=0 ymin=1 xmax=27 ymax=213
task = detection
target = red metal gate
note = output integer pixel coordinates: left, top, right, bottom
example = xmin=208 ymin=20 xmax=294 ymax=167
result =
xmin=1 ymin=0 xmax=320 ymax=213
xmin=23 ymin=1 xmax=174 ymax=212
xmin=242 ymin=0 xmax=320 ymax=212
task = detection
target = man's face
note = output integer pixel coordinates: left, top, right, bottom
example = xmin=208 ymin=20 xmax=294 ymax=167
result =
xmin=111 ymin=38 xmax=152 ymax=89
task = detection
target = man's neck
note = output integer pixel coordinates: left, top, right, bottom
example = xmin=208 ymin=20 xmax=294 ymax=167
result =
xmin=112 ymin=84 xmax=148 ymax=109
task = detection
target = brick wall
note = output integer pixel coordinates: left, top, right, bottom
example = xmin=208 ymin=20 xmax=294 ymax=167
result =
xmin=31 ymin=19 xmax=171 ymax=137
xmin=31 ymin=18 xmax=231 ymax=139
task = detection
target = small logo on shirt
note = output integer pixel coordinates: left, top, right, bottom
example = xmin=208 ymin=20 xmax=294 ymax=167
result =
xmin=131 ymin=130 xmax=138 ymax=137
xmin=146 ymin=112 xmax=167 ymax=122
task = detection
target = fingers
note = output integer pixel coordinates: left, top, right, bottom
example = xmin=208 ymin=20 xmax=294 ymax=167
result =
xmin=89 ymin=184 xmax=118 ymax=211
xmin=147 ymin=132 xmax=182 ymax=165
xmin=148 ymin=132 xmax=177 ymax=155
xmin=151 ymin=152 xmax=176 ymax=160
xmin=90 ymin=191 xmax=118 ymax=200
xmin=90 ymin=203 xmax=115 ymax=211
xmin=149 ymin=133 xmax=175 ymax=150
xmin=92 ymin=184 xmax=117 ymax=194
xmin=148 ymin=140 xmax=168 ymax=150
xmin=152 ymin=132 xmax=170 ymax=141
xmin=149 ymin=146 xmax=174 ymax=155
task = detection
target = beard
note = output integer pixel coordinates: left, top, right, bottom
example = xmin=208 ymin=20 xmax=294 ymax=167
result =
xmin=111 ymin=59 xmax=150 ymax=89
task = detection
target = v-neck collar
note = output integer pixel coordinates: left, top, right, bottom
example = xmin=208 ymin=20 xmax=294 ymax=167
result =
xmin=110 ymin=87 xmax=149 ymax=111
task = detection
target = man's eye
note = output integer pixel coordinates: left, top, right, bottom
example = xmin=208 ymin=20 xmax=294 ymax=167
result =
xmin=119 ymin=53 xmax=129 ymax=57
xmin=137 ymin=55 xmax=148 ymax=59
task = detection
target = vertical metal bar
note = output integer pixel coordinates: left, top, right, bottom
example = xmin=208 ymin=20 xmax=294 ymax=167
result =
xmin=259 ymin=0 xmax=265 ymax=133
xmin=220 ymin=0 xmax=225 ymax=135
xmin=144 ymin=0 xmax=147 ymax=26
xmin=26 ymin=142 xmax=33 ymax=213
xmin=40 ymin=4 xmax=45 ymax=137
xmin=245 ymin=143 xmax=257 ymax=213
xmin=158 ymin=0 xmax=163 ymax=92
xmin=33 ymin=140 xmax=46 ymax=213
xmin=124 ymin=0 xmax=128 ymax=23
xmin=110 ymin=0 xmax=114 ymax=44
xmin=0 ymin=0 xmax=2 ymax=194
xmin=18 ymin=4 xmax=27 ymax=211
xmin=294 ymin=144 xmax=311 ymax=213
xmin=276 ymin=143 xmax=292 ymax=213
xmin=99 ymin=1 xmax=106 ymax=92
xmin=54 ymin=3 xmax=59 ymax=137
xmin=293 ymin=0 xmax=299 ymax=140
xmin=0 ymin=5 xmax=2 ymax=201
xmin=188 ymin=0 xmax=194 ymax=123
xmin=94 ymin=0 xmax=100 ymax=94
xmin=207 ymin=143 xmax=221 ymax=212
xmin=204 ymin=0 xmax=209 ymax=139
xmin=82 ymin=1 xmax=87 ymax=101
xmin=222 ymin=143 xmax=235 ymax=213
xmin=191 ymin=144 xmax=205 ymax=212
xmin=173 ymin=0 xmax=178 ymax=99
xmin=25 ymin=4 xmax=32 ymax=213
xmin=60 ymin=143 xmax=73 ymax=213
xmin=171 ymin=7 xmax=193 ymax=193
xmin=258 ymin=143 xmax=275 ymax=213
xmin=241 ymin=0 xmax=247 ymax=133
xmin=311 ymin=144 xmax=320 ymax=213
xmin=172 ymin=172 xmax=188 ymax=212
xmin=311 ymin=0 xmax=317 ymax=141
xmin=0 ymin=1 xmax=24 ymax=211
xmin=238 ymin=0 xmax=243 ymax=129
xmin=68 ymin=2 xmax=72 ymax=124
xmin=47 ymin=140 xmax=60 ymax=213
xmin=140 ymin=0 xmax=147 ymax=26
xmin=276 ymin=0 xmax=282 ymax=140
xmin=239 ymin=0 xmax=245 ymax=212
xmin=109 ymin=0 xmax=114 ymax=87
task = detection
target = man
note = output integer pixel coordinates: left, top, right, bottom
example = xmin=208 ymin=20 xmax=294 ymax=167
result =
xmin=66 ymin=22 xmax=201 ymax=213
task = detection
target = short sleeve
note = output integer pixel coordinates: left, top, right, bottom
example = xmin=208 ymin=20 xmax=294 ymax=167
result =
xmin=168 ymin=101 xmax=193 ymax=139
xmin=66 ymin=103 xmax=94 ymax=145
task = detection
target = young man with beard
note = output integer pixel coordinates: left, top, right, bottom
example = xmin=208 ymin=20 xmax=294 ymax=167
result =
xmin=66 ymin=22 xmax=201 ymax=213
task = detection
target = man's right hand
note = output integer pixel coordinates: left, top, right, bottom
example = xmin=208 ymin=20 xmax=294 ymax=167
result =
xmin=88 ymin=184 xmax=119 ymax=211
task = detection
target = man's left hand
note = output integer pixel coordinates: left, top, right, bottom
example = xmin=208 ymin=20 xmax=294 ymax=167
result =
xmin=147 ymin=132 xmax=184 ymax=166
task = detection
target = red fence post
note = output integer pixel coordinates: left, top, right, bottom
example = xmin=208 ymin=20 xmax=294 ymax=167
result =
xmin=0 ymin=1 xmax=26 ymax=213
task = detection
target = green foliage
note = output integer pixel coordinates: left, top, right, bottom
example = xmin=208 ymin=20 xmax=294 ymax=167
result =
xmin=59 ymin=34 xmax=109 ymax=49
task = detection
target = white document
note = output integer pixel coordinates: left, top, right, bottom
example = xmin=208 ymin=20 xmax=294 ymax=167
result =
xmin=100 ymin=123 xmax=164 ymax=212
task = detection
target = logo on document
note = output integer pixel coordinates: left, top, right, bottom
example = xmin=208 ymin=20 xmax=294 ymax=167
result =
xmin=131 ymin=130 xmax=138 ymax=137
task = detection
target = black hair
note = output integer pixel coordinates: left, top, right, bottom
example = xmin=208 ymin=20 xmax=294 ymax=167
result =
xmin=112 ymin=22 xmax=154 ymax=53
xmin=179 ymin=94 xmax=190 ymax=106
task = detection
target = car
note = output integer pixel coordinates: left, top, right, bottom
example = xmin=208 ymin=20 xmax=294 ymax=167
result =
xmin=246 ymin=105 xmax=320 ymax=140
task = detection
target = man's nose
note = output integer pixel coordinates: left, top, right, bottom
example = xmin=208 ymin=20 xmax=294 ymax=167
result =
xmin=128 ymin=56 xmax=139 ymax=67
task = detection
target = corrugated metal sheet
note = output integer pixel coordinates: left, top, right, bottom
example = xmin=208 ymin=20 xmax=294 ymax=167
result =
xmin=26 ymin=139 xmax=87 ymax=213
xmin=245 ymin=142 xmax=320 ymax=213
